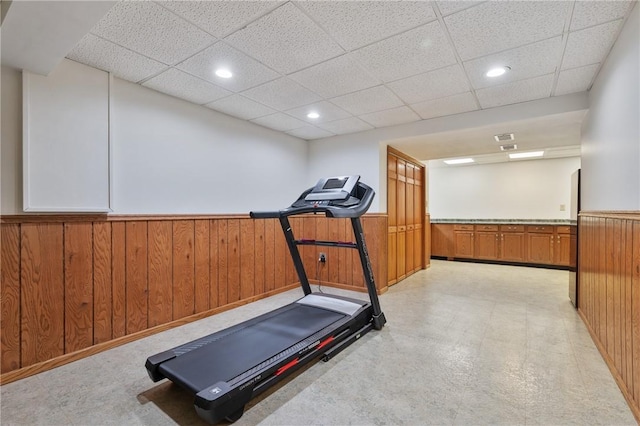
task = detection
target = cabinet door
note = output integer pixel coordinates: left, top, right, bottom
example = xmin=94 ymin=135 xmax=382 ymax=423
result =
xmin=431 ymin=224 xmax=454 ymax=257
xmin=527 ymin=234 xmax=554 ymax=264
xmin=475 ymin=232 xmax=499 ymax=259
xmin=414 ymin=224 xmax=423 ymax=270
xmin=501 ymin=232 xmax=526 ymax=262
xmin=454 ymin=231 xmax=474 ymax=258
xmin=406 ymin=229 xmax=415 ymax=272
xmin=397 ymin=231 xmax=406 ymax=279
xmin=388 ymin=232 xmax=397 ymax=284
xmin=555 ymin=233 xmax=571 ymax=266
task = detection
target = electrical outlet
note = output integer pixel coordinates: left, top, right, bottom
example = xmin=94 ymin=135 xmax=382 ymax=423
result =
xmin=319 ymin=252 xmax=326 ymax=263
xmin=560 ymin=204 xmax=566 ymax=211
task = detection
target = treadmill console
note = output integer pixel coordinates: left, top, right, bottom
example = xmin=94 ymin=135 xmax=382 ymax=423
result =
xmin=304 ymin=175 xmax=359 ymax=202
xmin=250 ymin=175 xmax=374 ymax=219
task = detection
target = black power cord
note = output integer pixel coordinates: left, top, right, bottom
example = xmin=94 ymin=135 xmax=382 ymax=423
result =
xmin=316 ymin=253 xmax=326 ymax=293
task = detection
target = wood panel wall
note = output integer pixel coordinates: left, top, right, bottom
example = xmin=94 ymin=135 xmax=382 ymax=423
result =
xmin=578 ymin=212 xmax=640 ymax=422
xmin=0 ymin=214 xmax=386 ymax=383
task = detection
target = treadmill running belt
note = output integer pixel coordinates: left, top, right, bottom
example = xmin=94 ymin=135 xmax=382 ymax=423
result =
xmin=158 ymin=305 xmax=345 ymax=393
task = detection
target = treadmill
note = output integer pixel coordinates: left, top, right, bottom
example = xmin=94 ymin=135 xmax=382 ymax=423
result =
xmin=145 ymin=175 xmax=386 ymax=424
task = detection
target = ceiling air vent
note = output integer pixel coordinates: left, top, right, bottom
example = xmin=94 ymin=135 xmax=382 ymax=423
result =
xmin=500 ymin=143 xmax=517 ymax=151
xmin=494 ymin=133 xmax=515 ymax=142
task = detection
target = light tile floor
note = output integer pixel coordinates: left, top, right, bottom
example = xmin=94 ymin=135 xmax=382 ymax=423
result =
xmin=1 ymin=260 xmax=636 ymax=425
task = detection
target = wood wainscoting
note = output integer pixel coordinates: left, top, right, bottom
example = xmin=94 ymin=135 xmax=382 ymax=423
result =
xmin=0 ymin=214 xmax=387 ymax=383
xmin=578 ymin=211 xmax=640 ymax=422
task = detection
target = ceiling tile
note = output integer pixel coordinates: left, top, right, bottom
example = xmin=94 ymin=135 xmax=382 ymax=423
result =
xmin=352 ymin=21 xmax=457 ymax=82
xmin=330 ymin=85 xmax=404 ymax=116
xmin=204 ymin=95 xmax=276 ymax=120
xmin=387 ymin=64 xmax=469 ymax=104
xmin=444 ymin=1 xmax=570 ymax=61
xmin=411 ymin=92 xmax=478 ymax=120
xmin=555 ymin=64 xmax=600 ymax=96
xmin=67 ymin=33 xmax=167 ymax=83
xmin=285 ymin=101 xmax=351 ymax=124
xmin=241 ymin=77 xmax=322 ymax=111
xmin=359 ymin=106 xmax=420 ymax=128
xmin=224 ymin=2 xmax=344 ymax=74
xmin=295 ymin=1 xmax=436 ymax=50
xmin=90 ymin=1 xmax=215 ymax=65
xmin=562 ymin=20 xmax=622 ymax=70
xmin=464 ymin=37 xmax=563 ymax=90
xmin=435 ymin=1 xmax=484 ymax=16
xmin=142 ymin=68 xmax=231 ymax=105
xmin=160 ymin=1 xmax=283 ymax=38
xmin=251 ymin=112 xmax=308 ymax=132
xmin=177 ymin=42 xmax=280 ymax=92
xmin=570 ymin=1 xmax=633 ymax=31
xmin=288 ymin=54 xmax=380 ymax=98
xmin=476 ymin=74 xmax=554 ymax=109
xmin=286 ymin=126 xmax=334 ymax=140
xmin=316 ymin=117 xmax=374 ymax=135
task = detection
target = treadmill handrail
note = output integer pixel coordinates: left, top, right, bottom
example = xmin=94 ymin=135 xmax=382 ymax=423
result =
xmin=250 ymin=182 xmax=375 ymax=219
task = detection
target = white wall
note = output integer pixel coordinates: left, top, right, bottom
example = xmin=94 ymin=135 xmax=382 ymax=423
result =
xmin=1 ymin=66 xmax=22 ymax=214
xmin=581 ymin=3 xmax=639 ymax=211
xmin=307 ymin=135 xmax=386 ymax=213
xmin=112 ymin=79 xmax=307 ymax=214
xmin=428 ymin=157 xmax=581 ymax=219
xmin=1 ymin=62 xmax=309 ymax=215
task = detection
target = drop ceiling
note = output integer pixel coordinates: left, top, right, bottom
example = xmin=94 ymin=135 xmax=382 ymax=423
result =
xmin=5 ymin=1 xmax=637 ymax=160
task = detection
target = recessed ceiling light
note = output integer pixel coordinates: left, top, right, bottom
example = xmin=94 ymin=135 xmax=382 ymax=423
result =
xmin=444 ymin=158 xmax=475 ymax=165
xmin=509 ymin=151 xmax=544 ymax=159
xmin=215 ymin=68 xmax=233 ymax=79
xmin=307 ymin=112 xmax=320 ymax=119
xmin=486 ymin=66 xmax=511 ymax=78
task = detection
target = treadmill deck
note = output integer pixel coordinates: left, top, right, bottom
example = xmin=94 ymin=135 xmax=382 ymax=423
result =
xmin=158 ymin=303 xmax=345 ymax=393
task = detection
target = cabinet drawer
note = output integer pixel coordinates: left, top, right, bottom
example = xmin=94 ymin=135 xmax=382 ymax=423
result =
xmin=556 ymin=225 xmax=571 ymax=234
xmin=527 ymin=225 xmax=553 ymax=233
xmin=476 ymin=224 xmax=499 ymax=232
xmin=454 ymin=224 xmax=474 ymax=231
xmin=500 ymin=225 xmax=525 ymax=232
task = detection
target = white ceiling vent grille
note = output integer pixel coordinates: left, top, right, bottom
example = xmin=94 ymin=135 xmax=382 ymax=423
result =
xmin=494 ymin=133 xmax=515 ymax=142
xmin=500 ymin=143 xmax=517 ymax=151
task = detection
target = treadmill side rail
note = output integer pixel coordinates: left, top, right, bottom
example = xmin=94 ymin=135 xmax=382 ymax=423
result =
xmin=145 ymin=351 xmax=176 ymax=382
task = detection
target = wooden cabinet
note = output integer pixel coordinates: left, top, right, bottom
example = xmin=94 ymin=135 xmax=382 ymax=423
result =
xmin=526 ymin=225 xmax=555 ymax=265
xmin=500 ymin=225 xmax=526 ymax=262
xmin=474 ymin=225 xmax=499 ymax=259
xmin=453 ymin=225 xmax=474 ymax=258
xmin=431 ymin=224 xmax=454 ymax=257
xmin=387 ymin=148 xmax=426 ymax=285
xmin=554 ymin=226 xmax=572 ymax=266
xmin=431 ymin=222 xmax=571 ymax=268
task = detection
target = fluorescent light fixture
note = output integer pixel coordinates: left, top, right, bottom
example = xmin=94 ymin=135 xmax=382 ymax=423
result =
xmin=486 ymin=66 xmax=511 ymax=77
xmin=444 ymin=158 xmax=475 ymax=165
xmin=307 ymin=112 xmax=320 ymax=119
xmin=215 ymin=68 xmax=233 ymax=78
xmin=509 ymin=151 xmax=544 ymax=159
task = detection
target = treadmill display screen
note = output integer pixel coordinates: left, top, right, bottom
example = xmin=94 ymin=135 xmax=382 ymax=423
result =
xmin=323 ymin=178 xmax=347 ymax=190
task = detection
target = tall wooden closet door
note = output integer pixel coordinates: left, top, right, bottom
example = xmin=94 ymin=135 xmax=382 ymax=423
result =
xmin=387 ymin=155 xmax=398 ymax=284
xmin=396 ymin=159 xmax=407 ymax=280
xmin=414 ymin=167 xmax=423 ymax=270
xmin=405 ymin=163 xmax=415 ymax=273
xmin=387 ymin=147 xmax=426 ymax=285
